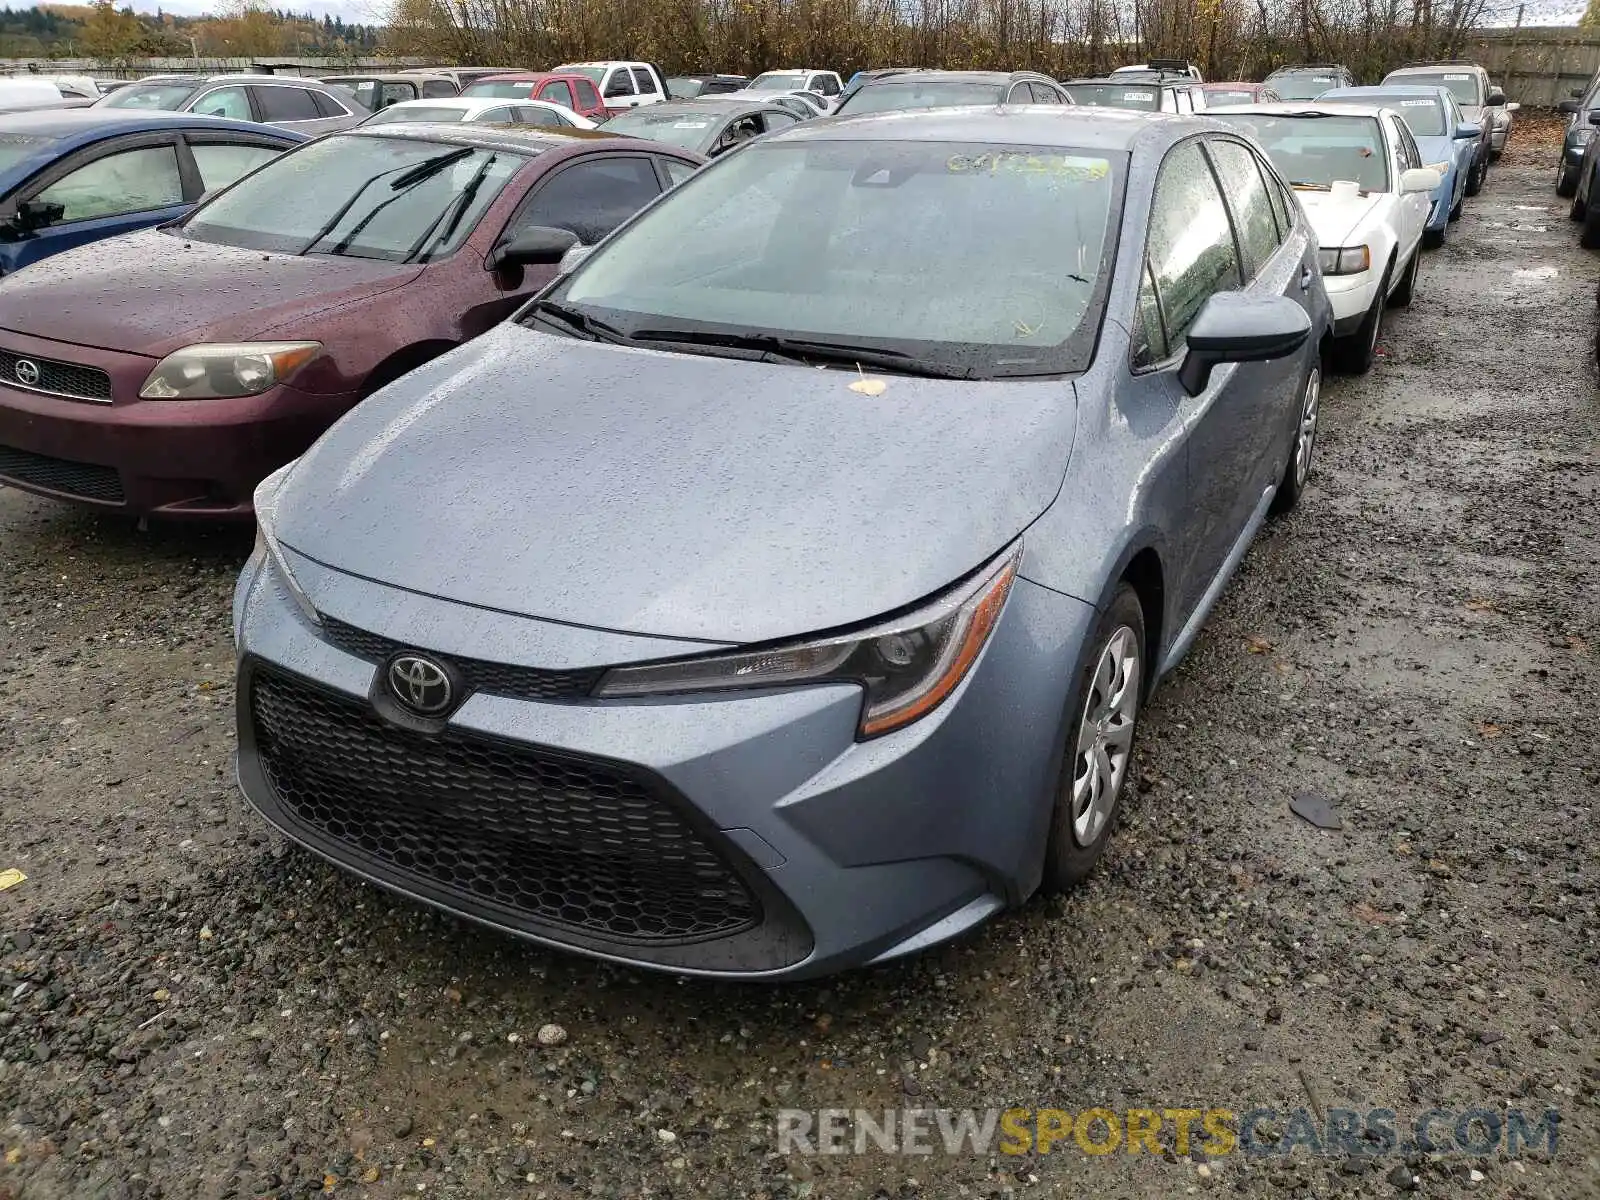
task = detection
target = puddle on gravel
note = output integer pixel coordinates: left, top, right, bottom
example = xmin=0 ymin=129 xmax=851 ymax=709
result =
xmin=1513 ymin=265 xmax=1560 ymax=283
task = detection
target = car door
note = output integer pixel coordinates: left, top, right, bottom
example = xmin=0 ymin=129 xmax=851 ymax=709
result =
xmin=0 ymin=134 xmax=189 ymax=273
xmin=1205 ymin=136 xmax=1311 ymax=500
xmin=1128 ymin=137 xmax=1255 ymax=619
xmin=469 ymin=152 xmax=668 ymax=333
xmin=1385 ymin=113 xmax=1428 ymax=258
xmin=630 ymin=66 xmax=664 ymax=105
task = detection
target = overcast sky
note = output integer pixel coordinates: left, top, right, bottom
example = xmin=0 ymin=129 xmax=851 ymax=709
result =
xmin=122 ymin=0 xmax=386 ymax=20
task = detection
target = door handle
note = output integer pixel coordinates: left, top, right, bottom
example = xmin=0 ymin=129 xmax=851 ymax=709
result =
xmin=1299 ymin=264 xmax=1314 ymax=290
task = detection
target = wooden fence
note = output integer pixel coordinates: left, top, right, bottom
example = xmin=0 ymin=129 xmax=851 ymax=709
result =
xmin=1465 ymin=27 xmax=1600 ymax=106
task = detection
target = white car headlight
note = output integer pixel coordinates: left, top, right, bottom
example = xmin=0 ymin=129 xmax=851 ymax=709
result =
xmin=1318 ymin=246 xmax=1371 ymax=276
xmin=252 ymin=462 xmax=320 ymax=627
xmin=595 ymin=543 xmax=1022 ymax=739
xmin=140 ymin=342 xmax=321 ymax=400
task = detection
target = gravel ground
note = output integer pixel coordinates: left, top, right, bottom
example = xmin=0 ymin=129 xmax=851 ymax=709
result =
xmin=1 ymin=122 xmax=1597 ymax=1200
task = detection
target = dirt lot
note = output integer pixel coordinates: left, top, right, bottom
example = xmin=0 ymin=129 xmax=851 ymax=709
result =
xmin=2 ymin=124 xmax=1597 ymax=1200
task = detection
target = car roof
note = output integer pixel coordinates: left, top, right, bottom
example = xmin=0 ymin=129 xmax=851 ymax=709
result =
xmin=866 ymin=70 xmax=1024 ymax=85
xmin=766 ymin=105 xmax=1203 ymax=151
xmin=470 ymin=71 xmax=590 ymax=83
xmin=0 ymin=107 xmax=295 ymax=138
xmin=611 ymin=98 xmax=778 ymax=117
xmin=1320 ymin=85 xmax=1449 ymax=99
xmin=1385 ymin=64 xmax=1483 ymax=75
xmin=350 ymin=123 xmax=616 ymax=152
xmin=1205 ymin=100 xmax=1390 ymax=119
xmin=325 ymin=72 xmax=454 ymax=83
xmin=1266 ymin=64 xmax=1349 ymax=73
xmin=1065 ymin=76 xmax=1186 ymax=87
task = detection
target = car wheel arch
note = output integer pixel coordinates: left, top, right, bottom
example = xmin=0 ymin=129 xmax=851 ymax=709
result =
xmin=1119 ymin=546 xmax=1165 ymax=700
xmin=361 ymin=340 xmax=458 ymax=398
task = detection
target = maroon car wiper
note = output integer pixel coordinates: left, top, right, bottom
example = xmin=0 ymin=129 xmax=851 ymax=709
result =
xmin=303 ymin=146 xmax=476 ymax=258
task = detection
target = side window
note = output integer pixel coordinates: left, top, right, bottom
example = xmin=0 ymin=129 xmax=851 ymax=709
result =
xmin=191 ymin=85 xmax=252 ymax=121
xmin=574 ymin=79 xmax=601 ymax=109
xmin=540 ymin=80 xmax=575 ymax=109
xmin=1160 ymin=90 xmax=1178 ymax=113
xmin=1143 ymin=140 xmax=1241 ymax=358
xmin=631 ymin=67 xmax=656 ymax=95
xmin=310 ymin=90 xmax=346 ymax=118
xmin=761 ymin=110 xmax=800 ymax=132
xmin=1175 ymin=89 xmax=1193 ymax=114
xmin=1206 ymin=139 xmax=1282 ymax=281
xmin=659 ymin=157 xmax=695 ymax=188
xmin=35 ymin=144 xmax=183 ymax=221
xmin=517 ymin=105 xmax=565 ymax=128
xmin=509 ymin=156 xmax=662 ymax=244
xmin=816 ymin=74 xmax=840 ymax=96
xmin=1029 ymin=83 xmax=1061 ymax=104
xmin=604 ymin=69 xmax=636 ymax=99
xmin=1395 ymin=120 xmax=1422 ymax=169
xmin=1189 ymin=87 xmax=1206 ymax=111
xmin=478 ymin=106 xmax=513 ymax=124
xmin=1132 ymin=260 xmax=1168 ymax=368
xmin=381 ymin=82 xmax=416 ymax=107
xmin=190 ymin=142 xmax=282 ymax=192
xmin=1261 ymin=154 xmax=1293 ymax=237
xmin=422 ymin=80 xmax=458 ymax=98
xmin=254 ymin=86 xmax=321 ymax=123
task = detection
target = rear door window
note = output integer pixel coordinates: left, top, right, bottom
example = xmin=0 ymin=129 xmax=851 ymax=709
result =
xmin=254 ymin=86 xmax=321 ymax=122
xmin=631 ymin=67 xmax=657 ymax=95
xmin=517 ymin=105 xmax=566 ymax=127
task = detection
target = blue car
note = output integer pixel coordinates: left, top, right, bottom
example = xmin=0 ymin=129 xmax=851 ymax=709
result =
xmin=1317 ymin=84 xmax=1480 ymax=248
xmin=0 ymin=108 xmax=304 ymax=275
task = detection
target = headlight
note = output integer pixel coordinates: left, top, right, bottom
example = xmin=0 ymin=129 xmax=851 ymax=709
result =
xmin=594 ymin=543 xmax=1022 ymax=739
xmin=252 ymin=461 xmax=320 ymax=627
xmin=1318 ymin=246 xmax=1371 ymax=276
xmin=140 ymin=342 xmax=321 ymax=400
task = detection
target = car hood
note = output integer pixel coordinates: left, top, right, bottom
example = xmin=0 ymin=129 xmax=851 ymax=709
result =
xmin=1294 ymin=187 xmax=1383 ymax=248
xmin=276 ymin=324 xmax=1079 ymax=644
xmin=0 ymin=229 xmax=422 ymax=357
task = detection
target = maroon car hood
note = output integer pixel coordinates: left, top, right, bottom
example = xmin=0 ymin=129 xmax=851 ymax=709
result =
xmin=0 ymin=229 xmax=423 ymax=358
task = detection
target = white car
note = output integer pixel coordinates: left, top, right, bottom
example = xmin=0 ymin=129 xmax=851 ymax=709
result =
xmin=554 ymin=61 xmax=670 ymax=109
xmin=1208 ymin=101 xmax=1439 ymax=373
xmin=744 ymin=68 xmax=844 ymax=99
xmin=360 ymin=96 xmax=597 ymax=130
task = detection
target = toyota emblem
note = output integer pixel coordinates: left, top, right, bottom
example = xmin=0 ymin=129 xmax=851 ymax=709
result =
xmin=13 ymin=359 xmax=40 ymax=387
xmin=387 ymin=654 xmax=454 ymax=716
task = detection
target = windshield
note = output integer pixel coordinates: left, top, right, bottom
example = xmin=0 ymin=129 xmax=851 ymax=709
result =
xmin=1397 ymin=72 xmax=1481 ymax=105
xmin=1060 ymin=83 xmax=1160 ymax=110
xmin=536 ymin=139 xmax=1123 ymax=378
xmin=1374 ymin=96 xmax=1449 ymax=136
xmin=600 ymin=108 xmax=716 ymax=148
xmin=364 ymin=105 xmax=470 ymax=125
xmin=748 ymin=72 xmax=809 ymax=91
xmin=99 ymin=82 xmax=197 ymax=110
xmin=562 ymin=66 xmax=606 ymax=85
xmin=1209 ymin=112 xmax=1389 ymax=192
xmin=181 ymin=134 xmax=527 ymax=262
xmin=0 ymin=132 xmax=56 ymax=173
xmin=1267 ymin=72 xmax=1339 ymax=100
xmin=839 ymin=80 xmax=1002 ymax=114
xmin=462 ymin=80 xmax=533 ymax=98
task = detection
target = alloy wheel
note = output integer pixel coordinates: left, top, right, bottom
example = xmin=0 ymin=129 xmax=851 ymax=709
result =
xmin=1071 ymin=626 xmax=1140 ymax=847
xmin=1294 ymin=367 xmax=1320 ymax=488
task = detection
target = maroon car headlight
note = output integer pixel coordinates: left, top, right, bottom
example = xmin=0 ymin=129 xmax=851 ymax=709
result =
xmin=140 ymin=342 xmax=322 ymax=400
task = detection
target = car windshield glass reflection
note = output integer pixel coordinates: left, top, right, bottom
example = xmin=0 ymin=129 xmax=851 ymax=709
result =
xmin=1209 ymin=112 xmax=1389 ymax=193
xmin=842 ymin=81 xmax=1001 ymax=113
xmin=601 ymin=109 xmax=719 ymax=148
xmin=365 ymin=106 xmax=470 ymax=125
xmin=100 ymin=83 xmax=197 ymax=110
xmin=181 ymin=135 xmax=526 ymax=262
xmin=1060 ymin=84 xmax=1161 ymax=110
xmin=1404 ymin=72 xmax=1481 ymax=105
xmin=1381 ymin=97 xmax=1448 ymax=136
xmin=1268 ymin=74 xmax=1338 ymax=100
xmin=462 ymin=82 xmax=531 ymax=98
xmin=538 ymin=139 xmax=1123 ymax=378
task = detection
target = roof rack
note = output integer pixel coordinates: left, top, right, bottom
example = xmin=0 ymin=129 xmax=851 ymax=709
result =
xmin=1270 ymin=63 xmax=1346 ymax=71
xmin=1145 ymin=58 xmax=1194 ymax=70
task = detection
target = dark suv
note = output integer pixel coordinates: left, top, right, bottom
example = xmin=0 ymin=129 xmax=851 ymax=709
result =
xmin=1263 ymin=64 xmax=1356 ymax=100
xmin=1060 ymin=73 xmax=1207 ymax=113
xmin=1558 ymin=73 xmax=1600 ymax=197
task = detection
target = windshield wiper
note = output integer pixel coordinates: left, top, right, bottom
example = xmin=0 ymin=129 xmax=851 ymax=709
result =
xmin=528 ymin=298 xmax=632 ymax=344
xmin=625 ymin=328 xmax=976 ymax=379
xmin=404 ymin=153 xmax=496 ymax=263
xmin=304 ymin=147 xmax=476 ymax=258
xmin=1288 ymin=180 xmax=1332 ymax=190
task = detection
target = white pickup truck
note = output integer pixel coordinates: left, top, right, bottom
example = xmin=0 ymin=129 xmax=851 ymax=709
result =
xmin=554 ymin=61 xmax=671 ymax=115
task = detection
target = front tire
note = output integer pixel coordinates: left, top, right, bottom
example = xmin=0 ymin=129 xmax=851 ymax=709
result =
xmin=1581 ymin=200 xmax=1600 ymax=250
xmin=1388 ymin=246 xmax=1419 ymax=308
xmin=1465 ymin=151 xmax=1485 ymax=197
xmin=1041 ymin=586 xmax=1146 ymax=892
xmin=1271 ymin=366 xmax=1320 ymax=515
xmin=1331 ymin=265 xmax=1389 ymax=375
xmin=1557 ymin=162 xmax=1579 ymax=198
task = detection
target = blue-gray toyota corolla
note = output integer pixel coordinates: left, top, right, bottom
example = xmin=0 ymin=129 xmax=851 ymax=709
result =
xmin=233 ymin=107 xmax=1333 ymax=980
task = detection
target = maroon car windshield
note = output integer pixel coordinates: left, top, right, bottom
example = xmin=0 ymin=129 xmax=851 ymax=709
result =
xmin=181 ymin=134 xmax=528 ymax=262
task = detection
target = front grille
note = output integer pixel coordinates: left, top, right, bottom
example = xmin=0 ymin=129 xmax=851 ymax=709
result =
xmin=321 ymin=617 xmax=604 ymax=702
xmin=248 ymin=665 xmax=761 ymax=944
xmin=0 ymin=444 xmax=123 ymax=502
xmin=0 ymin=348 xmax=113 ymax=402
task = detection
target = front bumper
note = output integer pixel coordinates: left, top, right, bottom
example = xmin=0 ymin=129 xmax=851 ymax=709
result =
xmin=0 ymin=330 xmax=352 ymax=519
xmin=233 ymin=549 xmax=1097 ymax=979
xmin=1323 ymin=269 xmax=1382 ymax=337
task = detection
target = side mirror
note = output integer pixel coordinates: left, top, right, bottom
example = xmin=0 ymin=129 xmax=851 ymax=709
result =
xmin=1560 ymin=99 xmax=1579 ymax=114
xmin=1177 ymin=292 xmax=1310 ymax=396
xmin=489 ymin=224 xmax=579 ymax=270
xmin=1588 ymin=110 xmax=1600 ymax=127
xmin=1454 ymin=121 xmax=1482 ymax=139
xmin=13 ymin=197 xmax=64 ymax=232
xmin=1400 ymin=167 xmax=1441 ymax=194
xmin=1486 ymin=87 xmax=1506 ymax=106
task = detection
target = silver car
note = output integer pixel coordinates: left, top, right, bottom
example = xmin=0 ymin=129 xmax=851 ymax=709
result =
xmin=94 ymin=73 xmax=367 ymax=135
xmin=234 ymin=107 xmax=1329 ymax=980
